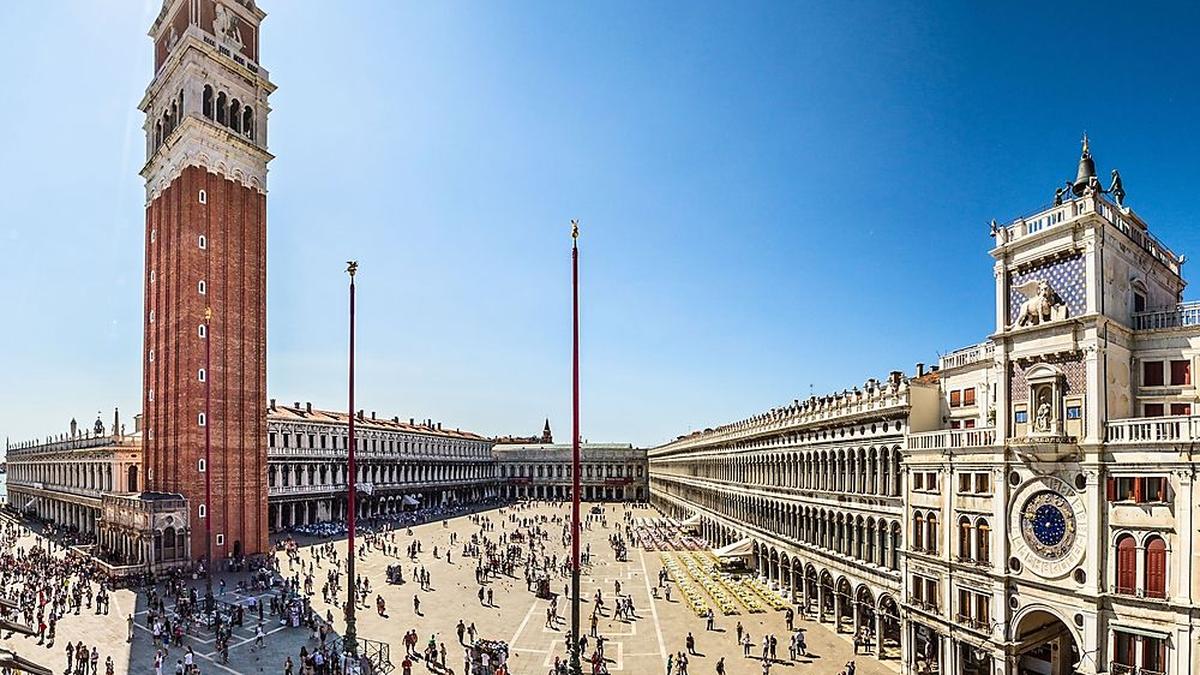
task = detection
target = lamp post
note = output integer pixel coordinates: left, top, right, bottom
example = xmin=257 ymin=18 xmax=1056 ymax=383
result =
xmin=569 ymin=220 xmax=582 ymax=675
xmin=344 ymin=261 xmax=359 ymax=661
xmin=204 ymin=305 xmax=213 ymax=594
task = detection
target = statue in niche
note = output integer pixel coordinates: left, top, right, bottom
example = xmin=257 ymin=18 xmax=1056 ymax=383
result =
xmin=1012 ymin=279 xmax=1069 ymax=328
xmin=213 ymin=3 xmax=243 ymax=49
xmin=1035 ymin=391 xmax=1053 ymax=433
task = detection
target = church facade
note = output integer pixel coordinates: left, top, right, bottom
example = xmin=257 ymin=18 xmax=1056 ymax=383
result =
xmin=649 ymin=140 xmax=1200 ymax=675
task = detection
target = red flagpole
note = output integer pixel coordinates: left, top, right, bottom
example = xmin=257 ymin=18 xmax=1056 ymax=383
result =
xmin=345 ymin=261 xmax=359 ymax=660
xmin=204 ymin=306 xmax=212 ymax=593
xmin=569 ymin=220 xmax=582 ymax=675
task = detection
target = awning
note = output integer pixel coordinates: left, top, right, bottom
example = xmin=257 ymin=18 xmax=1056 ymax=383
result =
xmin=402 ymin=495 xmax=419 ymax=506
xmin=0 ymin=649 xmax=53 ymax=675
xmin=713 ymin=538 xmax=754 ymax=560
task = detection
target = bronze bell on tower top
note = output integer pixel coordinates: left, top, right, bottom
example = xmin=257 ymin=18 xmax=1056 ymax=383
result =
xmin=1072 ymin=133 xmax=1097 ymax=196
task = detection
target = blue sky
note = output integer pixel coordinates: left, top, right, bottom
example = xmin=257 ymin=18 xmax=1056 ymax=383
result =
xmin=3 ymin=2 xmax=1200 ymax=448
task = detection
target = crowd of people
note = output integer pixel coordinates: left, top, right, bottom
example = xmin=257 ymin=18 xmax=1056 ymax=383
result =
xmin=0 ymin=517 xmax=118 ymax=674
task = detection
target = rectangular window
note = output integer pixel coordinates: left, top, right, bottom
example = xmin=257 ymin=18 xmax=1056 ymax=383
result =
xmin=964 ymin=419 xmax=976 ymax=429
xmin=1134 ymin=292 xmax=1147 ymax=313
xmin=269 ymin=433 xmax=276 ymax=447
xmin=913 ymin=473 xmax=924 ymax=491
xmin=925 ymin=579 xmax=938 ymax=609
xmin=958 ymin=473 xmax=971 ymax=494
xmin=215 ymin=534 xmax=224 ymax=546
xmin=950 ymin=420 xmax=961 ymax=429
xmin=1143 ymin=361 xmax=1165 ymax=386
xmin=1144 ymin=403 xmax=1165 ymax=417
xmin=1171 ymin=359 xmax=1191 ymax=386
xmin=949 ymin=390 xmax=961 ymax=407
xmin=963 ymin=388 xmax=976 ymax=406
xmin=975 ymin=473 xmax=991 ymax=495
xmin=975 ymin=593 xmax=990 ymax=627
xmin=1170 ymin=403 xmax=1191 ymax=416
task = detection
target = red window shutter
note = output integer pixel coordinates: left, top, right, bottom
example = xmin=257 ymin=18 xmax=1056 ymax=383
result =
xmin=1106 ymin=477 xmax=1116 ymax=501
xmin=1116 ymin=536 xmax=1136 ymax=594
xmin=1133 ymin=478 xmax=1143 ymax=503
xmin=1145 ymin=537 xmax=1167 ymax=598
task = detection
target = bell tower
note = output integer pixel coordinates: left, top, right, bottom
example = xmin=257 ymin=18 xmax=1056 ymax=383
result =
xmin=140 ymin=0 xmax=274 ymax=559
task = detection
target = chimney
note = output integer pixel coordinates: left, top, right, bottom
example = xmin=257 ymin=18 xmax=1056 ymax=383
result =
xmin=409 ymin=418 xmax=414 ymax=425
xmin=293 ymin=401 xmax=300 ymax=409
xmin=889 ymin=370 xmax=902 ymax=387
xmin=371 ymin=411 xmax=376 ymax=420
xmin=357 ymin=410 xmax=364 ymax=420
xmin=306 ymin=402 xmax=313 ymax=413
xmin=269 ymin=398 xmax=276 ymax=410
xmin=134 ymin=413 xmax=142 ymax=433
xmin=437 ymin=422 xmax=442 ymax=430
xmin=915 ymin=363 xmax=925 ymax=378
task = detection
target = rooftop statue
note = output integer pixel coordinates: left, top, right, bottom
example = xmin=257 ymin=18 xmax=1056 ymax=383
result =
xmin=1109 ymin=169 xmax=1125 ymax=205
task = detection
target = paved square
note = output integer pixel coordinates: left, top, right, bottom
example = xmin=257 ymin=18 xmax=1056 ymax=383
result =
xmin=0 ymin=505 xmax=898 ymax=674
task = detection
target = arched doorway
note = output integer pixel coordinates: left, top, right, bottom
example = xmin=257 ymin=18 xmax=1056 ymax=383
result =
xmin=835 ymin=577 xmax=853 ymax=633
xmin=1012 ymin=609 xmax=1080 ymax=675
xmin=877 ymin=594 xmax=901 ymax=659
xmin=127 ymin=465 xmax=139 ymax=492
xmin=855 ymin=585 xmax=875 ymax=651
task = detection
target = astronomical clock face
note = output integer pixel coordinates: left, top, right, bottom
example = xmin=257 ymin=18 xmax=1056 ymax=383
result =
xmin=1020 ymin=491 xmax=1076 ymax=560
xmin=1008 ymin=475 xmax=1087 ymax=579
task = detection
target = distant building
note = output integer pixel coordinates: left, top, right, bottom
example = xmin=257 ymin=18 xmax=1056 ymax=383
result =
xmin=6 ymin=410 xmax=142 ymax=545
xmin=494 ymin=442 xmax=648 ymax=501
xmin=265 ymin=400 xmax=497 ymax=529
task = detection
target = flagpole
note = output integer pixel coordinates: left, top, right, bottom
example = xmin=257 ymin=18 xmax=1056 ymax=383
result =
xmin=569 ymin=220 xmax=583 ymax=675
xmin=204 ymin=306 xmax=213 ymax=595
xmin=344 ymin=261 xmax=359 ymax=662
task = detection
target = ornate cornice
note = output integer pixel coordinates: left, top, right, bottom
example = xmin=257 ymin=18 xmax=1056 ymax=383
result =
xmin=142 ymin=116 xmax=271 ymax=202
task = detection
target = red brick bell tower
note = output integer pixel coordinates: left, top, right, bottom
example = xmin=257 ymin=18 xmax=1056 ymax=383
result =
xmin=141 ymin=0 xmax=274 ymax=559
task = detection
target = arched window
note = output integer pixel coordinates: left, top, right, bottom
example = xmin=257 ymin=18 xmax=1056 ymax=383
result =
xmin=958 ymin=516 xmax=972 ymax=560
xmin=1115 ymin=534 xmax=1136 ymax=595
xmin=913 ymin=513 xmax=925 ymax=552
xmin=203 ymin=85 xmax=214 ymax=119
xmin=230 ymin=99 xmax=241 ymax=132
xmin=216 ymin=92 xmax=227 ymax=126
xmin=976 ymin=518 xmax=990 ymax=563
xmin=198 ymin=368 xmax=206 ymax=382
xmin=242 ymin=106 xmax=254 ymax=140
xmin=1145 ymin=536 xmax=1167 ymax=598
xmin=198 ymin=324 xmax=207 ymax=338
xmin=926 ymin=513 xmax=938 ymax=554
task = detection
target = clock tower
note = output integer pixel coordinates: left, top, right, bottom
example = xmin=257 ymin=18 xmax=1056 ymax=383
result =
xmin=140 ymin=0 xmax=274 ymax=559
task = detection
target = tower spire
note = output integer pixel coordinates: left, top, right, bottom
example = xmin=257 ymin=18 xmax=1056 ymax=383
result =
xmin=1072 ymin=132 xmax=1097 ymax=196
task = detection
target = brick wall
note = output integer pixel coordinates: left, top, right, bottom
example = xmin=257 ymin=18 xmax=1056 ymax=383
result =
xmin=144 ymin=165 xmax=268 ymax=558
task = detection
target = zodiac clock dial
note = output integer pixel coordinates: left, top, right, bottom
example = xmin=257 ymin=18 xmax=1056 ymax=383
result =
xmin=1020 ymin=491 xmax=1076 ymax=560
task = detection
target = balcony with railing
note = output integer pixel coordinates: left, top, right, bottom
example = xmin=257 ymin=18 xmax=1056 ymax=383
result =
xmin=906 ymin=428 xmax=997 ymax=452
xmin=938 ymin=341 xmax=994 ymax=371
xmin=1105 ymin=415 xmax=1200 ymax=444
xmin=1001 ymin=194 xmax=1180 ymax=276
xmin=1132 ymin=301 xmax=1200 ymax=330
